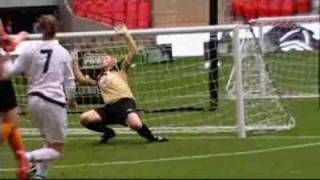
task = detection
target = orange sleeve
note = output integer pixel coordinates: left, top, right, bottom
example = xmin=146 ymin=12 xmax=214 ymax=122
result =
xmin=0 ymin=21 xmax=7 ymax=38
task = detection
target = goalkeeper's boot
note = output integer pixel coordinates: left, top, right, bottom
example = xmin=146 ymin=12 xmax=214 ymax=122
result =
xmin=149 ymin=135 xmax=169 ymax=143
xmin=100 ymin=128 xmax=116 ymax=144
xmin=15 ymin=150 xmax=29 ymax=180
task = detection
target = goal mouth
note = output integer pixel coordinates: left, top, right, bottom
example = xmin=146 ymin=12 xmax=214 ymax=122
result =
xmin=15 ymin=15 xmax=319 ymax=138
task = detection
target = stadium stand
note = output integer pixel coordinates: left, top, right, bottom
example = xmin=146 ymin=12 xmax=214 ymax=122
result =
xmin=232 ymin=0 xmax=312 ymax=21
xmin=72 ymin=0 xmax=151 ymax=29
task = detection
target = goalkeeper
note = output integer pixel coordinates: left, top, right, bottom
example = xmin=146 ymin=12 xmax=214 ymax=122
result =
xmin=0 ymin=22 xmax=29 ymax=180
xmin=80 ymin=23 xmax=169 ymax=143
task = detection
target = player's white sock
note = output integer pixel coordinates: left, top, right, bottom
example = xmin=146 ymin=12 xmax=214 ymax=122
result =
xmin=35 ymin=161 xmax=49 ymax=179
xmin=26 ymin=148 xmax=60 ymax=162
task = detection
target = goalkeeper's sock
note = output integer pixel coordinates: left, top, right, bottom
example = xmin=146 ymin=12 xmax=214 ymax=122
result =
xmin=82 ymin=121 xmax=107 ymax=133
xmin=136 ymin=124 xmax=156 ymax=141
xmin=26 ymin=148 xmax=60 ymax=162
xmin=100 ymin=127 xmax=116 ymax=144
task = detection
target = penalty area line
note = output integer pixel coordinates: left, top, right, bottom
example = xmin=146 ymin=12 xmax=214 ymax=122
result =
xmin=1 ymin=141 xmax=320 ymax=172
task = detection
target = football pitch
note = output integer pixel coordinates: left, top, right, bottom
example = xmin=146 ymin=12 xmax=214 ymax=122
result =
xmin=1 ymin=101 xmax=320 ymax=179
xmin=1 ymin=51 xmax=319 ymax=178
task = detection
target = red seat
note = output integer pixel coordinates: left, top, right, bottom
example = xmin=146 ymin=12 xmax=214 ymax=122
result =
xmin=232 ymin=0 xmax=244 ymax=18
xmin=269 ymin=0 xmax=282 ymax=17
xmin=296 ymin=0 xmax=311 ymax=14
xmin=282 ymin=0 xmax=295 ymax=16
xmin=113 ymin=0 xmax=126 ymax=25
xmin=138 ymin=0 xmax=151 ymax=28
xmin=103 ymin=0 xmax=113 ymax=25
xmin=126 ymin=0 xmax=139 ymax=29
xmin=242 ymin=0 xmax=258 ymax=21
xmin=257 ymin=0 xmax=269 ymax=17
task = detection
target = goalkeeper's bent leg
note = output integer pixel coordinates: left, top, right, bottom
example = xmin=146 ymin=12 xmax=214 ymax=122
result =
xmin=127 ymin=113 xmax=157 ymax=141
xmin=80 ymin=110 xmax=110 ymax=133
xmin=80 ymin=111 xmax=117 ymax=143
xmin=82 ymin=121 xmax=108 ymax=133
xmin=127 ymin=113 xmax=169 ymax=142
xmin=136 ymin=124 xmax=158 ymax=141
xmin=81 ymin=121 xmax=116 ymax=143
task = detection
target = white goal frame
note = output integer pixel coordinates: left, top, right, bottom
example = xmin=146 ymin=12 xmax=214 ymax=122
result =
xmin=24 ymin=24 xmax=248 ymax=137
xmin=226 ymin=15 xmax=320 ymax=99
xmin=21 ymin=15 xmax=318 ymax=138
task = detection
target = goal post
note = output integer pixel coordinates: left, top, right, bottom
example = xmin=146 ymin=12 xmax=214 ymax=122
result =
xmin=227 ymin=15 xmax=319 ymax=135
xmin=241 ymin=15 xmax=319 ymax=100
xmin=253 ymin=15 xmax=319 ymax=104
xmin=13 ymin=16 xmax=318 ymax=137
xmin=233 ymin=26 xmax=246 ymax=138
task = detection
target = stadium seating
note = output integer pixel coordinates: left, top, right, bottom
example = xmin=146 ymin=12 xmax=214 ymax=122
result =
xmin=232 ymin=0 xmax=312 ymax=21
xmin=73 ymin=0 xmax=151 ymax=29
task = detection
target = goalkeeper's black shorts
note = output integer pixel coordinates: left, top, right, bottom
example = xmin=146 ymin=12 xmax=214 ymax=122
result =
xmin=0 ymin=80 xmax=18 ymax=112
xmin=94 ymin=98 xmax=137 ymax=126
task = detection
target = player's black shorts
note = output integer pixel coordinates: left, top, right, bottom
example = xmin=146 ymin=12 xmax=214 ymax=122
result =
xmin=95 ymin=98 xmax=137 ymax=126
xmin=0 ymin=80 xmax=18 ymax=112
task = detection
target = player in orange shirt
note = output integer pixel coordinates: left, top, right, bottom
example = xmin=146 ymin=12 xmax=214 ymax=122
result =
xmin=0 ymin=18 xmax=29 ymax=180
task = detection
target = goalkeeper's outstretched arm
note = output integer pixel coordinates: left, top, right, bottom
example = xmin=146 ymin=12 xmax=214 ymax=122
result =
xmin=72 ymin=57 xmax=96 ymax=85
xmin=114 ymin=24 xmax=137 ymax=66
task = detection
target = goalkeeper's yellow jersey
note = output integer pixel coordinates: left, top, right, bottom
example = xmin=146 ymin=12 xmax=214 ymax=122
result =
xmin=98 ymin=67 xmax=134 ymax=104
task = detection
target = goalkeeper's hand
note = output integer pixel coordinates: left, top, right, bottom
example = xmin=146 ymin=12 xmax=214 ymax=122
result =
xmin=114 ymin=23 xmax=128 ymax=35
xmin=67 ymin=100 xmax=78 ymax=110
xmin=77 ymin=74 xmax=96 ymax=86
xmin=84 ymin=74 xmax=97 ymax=86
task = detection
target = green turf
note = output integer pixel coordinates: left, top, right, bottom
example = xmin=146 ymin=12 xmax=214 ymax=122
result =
xmin=1 ymin=99 xmax=320 ymax=179
xmin=1 ymin=51 xmax=319 ymax=178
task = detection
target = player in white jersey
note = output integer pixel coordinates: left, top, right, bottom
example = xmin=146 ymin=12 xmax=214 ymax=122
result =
xmin=1 ymin=15 xmax=76 ymax=179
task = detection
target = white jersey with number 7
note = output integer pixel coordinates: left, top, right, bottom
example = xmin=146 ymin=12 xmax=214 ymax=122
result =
xmin=3 ymin=40 xmax=75 ymax=104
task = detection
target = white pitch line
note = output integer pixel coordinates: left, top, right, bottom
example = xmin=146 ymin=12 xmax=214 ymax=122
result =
xmin=1 ymin=141 xmax=320 ymax=172
xmin=21 ymin=135 xmax=320 ymax=141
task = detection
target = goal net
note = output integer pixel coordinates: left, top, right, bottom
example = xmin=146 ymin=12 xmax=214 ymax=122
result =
xmin=11 ymin=15 xmax=318 ymax=137
xmin=226 ymin=15 xmax=319 ymax=134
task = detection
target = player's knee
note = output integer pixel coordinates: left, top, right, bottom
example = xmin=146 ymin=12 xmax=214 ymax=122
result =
xmin=80 ymin=114 xmax=88 ymax=124
xmin=80 ymin=112 xmax=92 ymax=125
xmin=80 ymin=111 xmax=100 ymax=125
xmin=128 ymin=123 xmax=142 ymax=130
xmin=127 ymin=114 xmax=143 ymax=130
